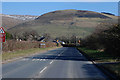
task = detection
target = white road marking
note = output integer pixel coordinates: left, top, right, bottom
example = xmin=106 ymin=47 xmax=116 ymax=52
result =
xmin=58 ymin=54 xmax=61 ymax=56
xmin=32 ymin=59 xmax=35 ymax=61
xmin=79 ymin=53 xmax=82 ymax=56
xmin=86 ymin=61 xmax=93 ymax=64
xmin=40 ymin=67 xmax=47 ymax=73
xmin=43 ymin=59 xmax=46 ymax=61
xmin=50 ymin=60 xmax=54 ymax=64
xmin=76 ymin=49 xmax=83 ymax=56
xmin=32 ymin=59 xmax=47 ymax=61
xmin=37 ymin=59 xmax=39 ymax=61
xmin=60 ymin=50 xmax=65 ymax=55
xmin=57 ymin=50 xmax=65 ymax=57
xmin=40 ymin=59 xmax=42 ymax=61
xmin=55 ymin=49 xmax=66 ymax=59
xmin=21 ymin=58 xmax=30 ymax=61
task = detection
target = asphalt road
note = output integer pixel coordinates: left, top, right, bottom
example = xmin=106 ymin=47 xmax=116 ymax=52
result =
xmin=2 ymin=47 xmax=108 ymax=79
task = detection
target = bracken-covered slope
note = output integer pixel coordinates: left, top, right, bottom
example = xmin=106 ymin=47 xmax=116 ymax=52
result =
xmin=7 ymin=9 xmax=118 ymax=38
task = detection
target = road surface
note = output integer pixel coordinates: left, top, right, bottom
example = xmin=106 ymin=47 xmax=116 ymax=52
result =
xmin=2 ymin=47 xmax=108 ymax=79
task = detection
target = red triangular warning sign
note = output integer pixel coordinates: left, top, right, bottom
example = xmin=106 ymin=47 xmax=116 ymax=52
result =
xmin=0 ymin=27 xmax=6 ymax=34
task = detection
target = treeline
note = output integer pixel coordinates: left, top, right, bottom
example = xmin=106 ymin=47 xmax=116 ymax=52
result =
xmin=81 ymin=23 xmax=120 ymax=56
xmin=6 ymin=30 xmax=52 ymax=42
xmin=56 ymin=35 xmax=81 ymax=44
xmin=4 ymin=31 xmax=60 ymax=53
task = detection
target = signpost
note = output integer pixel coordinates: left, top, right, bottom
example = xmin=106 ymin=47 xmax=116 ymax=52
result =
xmin=0 ymin=27 xmax=5 ymax=80
xmin=40 ymin=43 xmax=46 ymax=48
xmin=0 ymin=27 xmax=6 ymax=54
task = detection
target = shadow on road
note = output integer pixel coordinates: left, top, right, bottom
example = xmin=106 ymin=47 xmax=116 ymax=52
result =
xmin=25 ymin=55 xmax=89 ymax=61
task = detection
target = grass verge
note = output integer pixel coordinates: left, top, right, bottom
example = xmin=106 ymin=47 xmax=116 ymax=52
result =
xmin=2 ymin=47 xmax=59 ymax=62
xmin=77 ymin=47 xmax=120 ymax=78
xmin=78 ymin=47 xmax=119 ymax=62
xmin=102 ymin=63 xmax=120 ymax=78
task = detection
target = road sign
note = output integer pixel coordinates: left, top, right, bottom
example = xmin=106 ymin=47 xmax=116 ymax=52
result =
xmin=0 ymin=27 xmax=6 ymax=55
xmin=0 ymin=36 xmax=5 ymax=42
xmin=0 ymin=27 xmax=5 ymax=34
xmin=0 ymin=27 xmax=6 ymax=42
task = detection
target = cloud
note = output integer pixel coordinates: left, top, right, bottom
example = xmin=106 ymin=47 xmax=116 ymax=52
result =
xmin=1 ymin=0 xmax=120 ymax=2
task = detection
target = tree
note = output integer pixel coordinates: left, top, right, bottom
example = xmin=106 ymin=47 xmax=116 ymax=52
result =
xmin=81 ymin=23 xmax=120 ymax=56
xmin=22 ymin=30 xmax=39 ymax=41
xmin=43 ymin=33 xmax=52 ymax=42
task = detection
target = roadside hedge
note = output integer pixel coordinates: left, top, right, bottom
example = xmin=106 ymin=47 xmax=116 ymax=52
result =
xmin=81 ymin=24 xmax=120 ymax=56
xmin=2 ymin=40 xmax=58 ymax=52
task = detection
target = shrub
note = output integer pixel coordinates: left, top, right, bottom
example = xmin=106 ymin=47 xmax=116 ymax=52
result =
xmin=6 ymin=32 xmax=13 ymax=40
xmin=2 ymin=40 xmax=58 ymax=52
xmin=81 ymin=23 xmax=120 ymax=56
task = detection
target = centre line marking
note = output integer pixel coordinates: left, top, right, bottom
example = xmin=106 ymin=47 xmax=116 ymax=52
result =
xmin=57 ymin=50 xmax=65 ymax=57
xmin=43 ymin=59 xmax=46 ymax=61
xmin=58 ymin=54 xmax=61 ymax=56
xmin=40 ymin=67 xmax=47 ymax=73
xmin=50 ymin=60 xmax=54 ymax=64
xmin=40 ymin=59 xmax=42 ymax=61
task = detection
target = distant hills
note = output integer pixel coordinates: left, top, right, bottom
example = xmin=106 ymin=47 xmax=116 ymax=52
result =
xmin=1 ymin=14 xmax=38 ymax=30
xmin=6 ymin=9 xmax=118 ymax=39
xmin=101 ymin=12 xmax=115 ymax=16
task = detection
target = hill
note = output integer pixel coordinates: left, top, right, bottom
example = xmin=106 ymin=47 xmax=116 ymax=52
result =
xmin=101 ymin=12 xmax=115 ymax=16
xmin=1 ymin=14 xmax=38 ymax=30
xmin=7 ymin=9 xmax=118 ymax=39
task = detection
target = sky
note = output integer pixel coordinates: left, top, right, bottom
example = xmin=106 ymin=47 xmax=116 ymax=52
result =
xmin=2 ymin=2 xmax=119 ymax=16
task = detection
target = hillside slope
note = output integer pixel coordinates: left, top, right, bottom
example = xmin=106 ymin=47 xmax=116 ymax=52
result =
xmin=7 ymin=9 xmax=118 ymax=39
xmin=1 ymin=14 xmax=38 ymax=30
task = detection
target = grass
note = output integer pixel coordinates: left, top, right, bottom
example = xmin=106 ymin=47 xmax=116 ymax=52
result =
xmin=2 ymin=47 xmax=59 ymax=62
xmin=9 ymin=17 xmax=111 ymax=39
xmin=78 ymin=47 xmax=120 ymax=78
xmin=31 ymin=24 xmax=95 ymax=39
xmin=103 ymin=63 xmax=120 ymax=78
xmin=78 ymin=47 xmax=119 ymax=62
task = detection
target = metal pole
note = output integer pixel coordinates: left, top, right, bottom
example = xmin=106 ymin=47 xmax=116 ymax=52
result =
xmin=0 ymin=41 xmax=2 ymax=80
xmin=1 ymin=42 xmax=2 ymax=54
